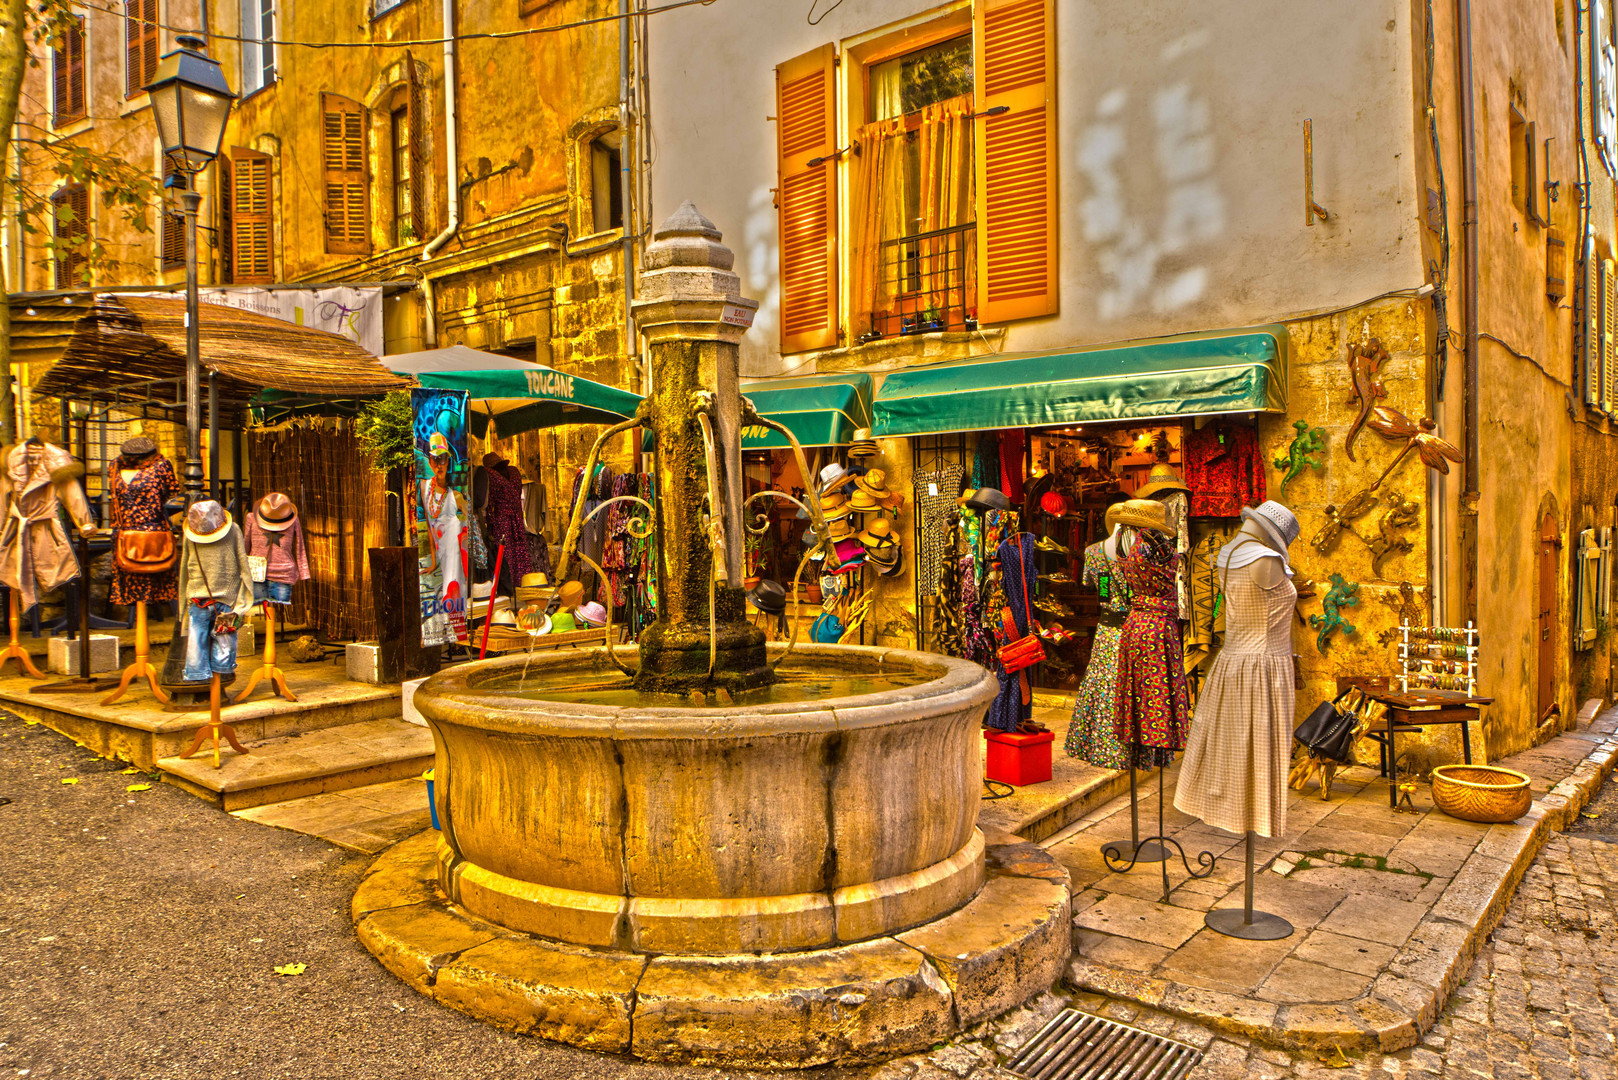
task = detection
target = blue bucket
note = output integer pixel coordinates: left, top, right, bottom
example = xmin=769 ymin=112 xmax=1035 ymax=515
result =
xmin=424 ymin=769 xmax=440 ymax=830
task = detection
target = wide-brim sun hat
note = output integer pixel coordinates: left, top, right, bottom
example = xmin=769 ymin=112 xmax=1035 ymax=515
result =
xmin=858 ymin=517 xmax=900 ymax=548
xmin=1111 ymin=498 xmax=1170 ymax=534
xmin=1135 ymin=462 xmax=1190 ymax=498
xmin=255 ymin=492 xmax=298 ymax=532
xmin=183 ymin=500 xmax=233 ymax=544
xmin=848 ymin=488 xmax=883 ymax=511
xmin=854 ymin=469 xmax=890 ymax=500
xmin=1241 ymin=500 xmax=1301 ymax=549
xmin=576 ymin=601 xmax=609 ymax=627
xmin=819 ymin=464 xmax=857 ymax=493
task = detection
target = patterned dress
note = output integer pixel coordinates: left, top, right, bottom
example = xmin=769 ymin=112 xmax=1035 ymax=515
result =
xmin=1112 ymin=528 xmax=1191 ymax=759
xmin=484 ymin=465 xmax=532 ymax=585
xmin=109 ymin=454 xmax=179 ymax=605
xmin=1065 ymin=542 xmax=1137 ymax=768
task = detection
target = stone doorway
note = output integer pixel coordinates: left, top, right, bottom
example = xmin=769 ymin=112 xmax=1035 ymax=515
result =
xmin=1538 ymin=511 xmax=1560 ymax=722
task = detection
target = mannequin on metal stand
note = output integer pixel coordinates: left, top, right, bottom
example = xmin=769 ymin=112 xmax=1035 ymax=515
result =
xmin=103 ymin=437 xmax=179 ymax=705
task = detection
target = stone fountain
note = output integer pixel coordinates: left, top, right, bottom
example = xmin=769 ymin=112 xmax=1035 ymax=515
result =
xmin=352 ymin=205 xmax=1071 ymax=1069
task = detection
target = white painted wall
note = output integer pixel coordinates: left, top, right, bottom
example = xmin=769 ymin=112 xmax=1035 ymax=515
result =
xmin=647 ymin=0 xmax=1425 ymax=374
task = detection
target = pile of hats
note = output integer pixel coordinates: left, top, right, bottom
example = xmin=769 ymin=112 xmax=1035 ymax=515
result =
xmin=810 ymin=462 xmax=904 ymax=578
xmin=846 ymin=428 xmax=879 ymax=460
xmin=508 ymin=576 xmax=610 ymax=636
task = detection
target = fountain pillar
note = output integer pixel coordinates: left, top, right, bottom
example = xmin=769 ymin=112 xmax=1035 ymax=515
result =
xmin=631 ymin=203 xmax=768 ymax=693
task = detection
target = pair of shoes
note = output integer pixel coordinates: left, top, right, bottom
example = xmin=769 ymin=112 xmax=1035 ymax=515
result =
xmin=1035 ymin=536 xmax=1071 ymax=555
xmin=1016 ymin=720 xmax=1050 ymax=735
xmin=1037 ymin=572 xmax=1073 ymax=585
xmin=1034 ymin=597 xmax=1074 ymax=618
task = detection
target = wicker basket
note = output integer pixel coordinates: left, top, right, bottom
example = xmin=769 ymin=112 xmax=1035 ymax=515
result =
xmin=1430 ymin=765 xmax=1533 ymax=824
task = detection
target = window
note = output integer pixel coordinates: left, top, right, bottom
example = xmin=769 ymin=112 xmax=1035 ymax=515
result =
xmin=229 ymin=147 xmax=274 ymax=283
xmin=51 ymin=185 xmax=90 ymax=288
xmin=52 ymin=17 xmax=86 ymax=127
xmin=125 ymin=0 xmax=158 ymax=99
xmin=1597 ymin=0 xmax=1618 ymax=173
xmin=320 ymin=93 xmax=370 ymax=254
xmin=373 ymin=0 xmax=409 ymax=15
xmin=241 ymin=0 xmax=276 ymax=94
xmin=590 ymin=135 xmax=623 ymax=234
xmin=390 ymin=106 xmax=412 ymax=244
xmin=160 ymin=161 xmax=185 ymax=270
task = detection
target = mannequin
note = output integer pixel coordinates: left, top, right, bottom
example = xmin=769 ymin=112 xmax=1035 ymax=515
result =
xmin=102 ymin=436 xmax=179 ymax=705
xmin=236 ymin=492 xmax=310 ymax=703
xmin=0 ymin=438 xmax=96 ymax=677
xmin=176 ymin=501 xmax=255 ymax=767
xmin=1174 ymin=499 xmax=1300 ymax=941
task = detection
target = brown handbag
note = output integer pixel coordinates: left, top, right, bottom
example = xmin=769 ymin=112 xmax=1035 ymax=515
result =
xmin=115 ymin=529 xmax=176 ymax=574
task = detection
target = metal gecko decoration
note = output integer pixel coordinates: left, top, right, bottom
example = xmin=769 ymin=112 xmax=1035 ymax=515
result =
xmin=1345 ymin=337 xmax=1389 ymax=462
xmin=1377 ymin=580 xmax=1431 ymax=646
xmin=1308 ymin=572 xmax=1360 ymax=653
xmin=1274 ymin=419 xmax=1326 ymax=490
xmin=1311 ymin=489 xmax=1419 ymax=578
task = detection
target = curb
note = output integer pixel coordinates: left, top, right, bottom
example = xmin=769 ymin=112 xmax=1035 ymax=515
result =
xmin=1066 ymin=728 xmax=1618 ymax=1054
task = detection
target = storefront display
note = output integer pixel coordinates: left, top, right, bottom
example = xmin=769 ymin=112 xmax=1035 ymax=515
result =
xmin=108 ymin=436 xmax=180 ymax=608
xmin=177 ymin=501 xmax=256 ymax=683
xmin=1110 ymin=500 xmax=1191 ymax=763
xmin=0 ymin=438 xmax=96 ymax=612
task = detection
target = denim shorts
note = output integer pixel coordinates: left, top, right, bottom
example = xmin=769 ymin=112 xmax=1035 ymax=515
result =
xmin=254 ymin=580 xmax=292 ymax=605
xmin=183 ymin=602 xmax=239 ymax=681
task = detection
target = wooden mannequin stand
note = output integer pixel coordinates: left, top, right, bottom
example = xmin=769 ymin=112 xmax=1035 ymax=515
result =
xmin=183 ymin=673 xmax=248 ymax=769
xmin=232 ymin=602 xmax=296 ymax=704
xmin=0 ymin=590 xmax=43 ymax=679
xmin=101 ymin=601 xmax=171 ymax=705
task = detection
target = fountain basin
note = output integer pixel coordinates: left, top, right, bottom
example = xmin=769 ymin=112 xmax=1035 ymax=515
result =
xmin=417 ymin=643 xmax=998 ymax=954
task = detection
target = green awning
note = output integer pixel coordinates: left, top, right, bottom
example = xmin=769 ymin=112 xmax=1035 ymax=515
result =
xmin=870 ymin=326 xmax=1287 ymax=438
xmin=740 ymin=373 xmax=873 ymax=449
xmin=380 ymin=346 xmax=641 ymax=437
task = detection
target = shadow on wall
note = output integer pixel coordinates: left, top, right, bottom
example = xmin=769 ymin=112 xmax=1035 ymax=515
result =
xmin=1078 ymin=28 xmax=1226 ymax=322
xmin=744 ymin=182 xmax=782 ymax=360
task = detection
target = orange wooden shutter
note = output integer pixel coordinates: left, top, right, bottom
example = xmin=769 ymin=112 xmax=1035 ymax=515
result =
xmin=974 ymin=0 xmax=1057 ymax=323
xmin=232 ymin=148 xmax=274 ymax=283
xmin=160 ymin=162 xmax=185 ymax=269
xmin=52 ymin=186 xmax=89 ymax=287
xmin=126 ymin=0 xmax=158 ymax=99
xmin=776 ymin=44 xmax=839 ymax=353
xmin=321 ymin=94 xmax=371 ymax=254
xmin=53 ymin=18 xmax=85 ymax=126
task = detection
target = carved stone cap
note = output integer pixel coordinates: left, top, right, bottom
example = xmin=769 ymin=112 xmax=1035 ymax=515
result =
xmin=635 ymin=202 xmax=756 ymax=332
xmin=641 ymin=201 xmax=737 ymax=277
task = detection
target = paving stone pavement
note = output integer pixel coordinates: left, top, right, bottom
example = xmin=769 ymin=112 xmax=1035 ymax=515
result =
xmin=873 ymin=831 xmax=1618 ymax=1080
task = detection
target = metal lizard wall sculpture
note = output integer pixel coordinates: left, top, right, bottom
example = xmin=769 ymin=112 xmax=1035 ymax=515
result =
xmin=1274 ymin=419 xmax=1326 ymax=490
xmin=1308 ymin=572 xmax=1360 ymax=653
xmin=1345 ymin=338 xmax=1389 ymax=462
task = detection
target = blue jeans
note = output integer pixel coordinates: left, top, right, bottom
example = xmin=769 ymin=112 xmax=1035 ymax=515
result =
xmin=183 ymin=602 xmax=239 ymax=681
xmin=253 ymin=580 xmax=292 ymax=605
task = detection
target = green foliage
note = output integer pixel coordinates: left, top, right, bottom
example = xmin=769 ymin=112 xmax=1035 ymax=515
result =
xmin=355 ymin=391 xmax=416 ymax=475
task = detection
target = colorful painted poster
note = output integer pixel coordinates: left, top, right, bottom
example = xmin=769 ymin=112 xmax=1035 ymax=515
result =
xmin=411 ymin=388 xmax=470 ymax=646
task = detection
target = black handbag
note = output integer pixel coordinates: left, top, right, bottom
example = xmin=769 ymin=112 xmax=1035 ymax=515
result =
xmin=1294 ymin=688 xmax=1363 ymax=764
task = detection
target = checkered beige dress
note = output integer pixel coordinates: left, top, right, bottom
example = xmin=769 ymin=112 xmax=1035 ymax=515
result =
xmin=1172 ymin=553 xmax=1296 ymax=838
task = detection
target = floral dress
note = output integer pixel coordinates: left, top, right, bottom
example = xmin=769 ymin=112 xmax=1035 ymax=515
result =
xmin=109 ymin=454 xmax=179 ymax=605
xmin=1111 ymin=528 xmax=1190 ymax=761
xmin=1066 ymin=541 xmax=1141 ymax=769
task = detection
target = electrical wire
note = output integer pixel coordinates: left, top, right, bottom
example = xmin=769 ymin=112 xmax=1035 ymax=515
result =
xmin=71 ymin=0 xmax=719 ymax=50
xmin=806 ymin=0 xmax=846 ymax=26
xmin=1478 ymin=332 xmax=1572 ymax=389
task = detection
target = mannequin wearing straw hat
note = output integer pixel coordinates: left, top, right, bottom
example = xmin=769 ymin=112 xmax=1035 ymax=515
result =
xmin=236 ymin=493 xmax=309 ymax=704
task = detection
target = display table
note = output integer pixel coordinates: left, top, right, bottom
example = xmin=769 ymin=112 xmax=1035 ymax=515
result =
xmin=1358 ymin=689 xmax=1494 ymax=808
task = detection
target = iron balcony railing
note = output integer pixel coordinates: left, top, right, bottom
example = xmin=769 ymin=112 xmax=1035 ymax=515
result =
xmin=868 ymin=221 xmax=977 ymax=339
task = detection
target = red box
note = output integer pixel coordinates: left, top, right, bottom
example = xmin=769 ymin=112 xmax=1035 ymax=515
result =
xmin=984 ymin=728 xmax=1054 ymax=786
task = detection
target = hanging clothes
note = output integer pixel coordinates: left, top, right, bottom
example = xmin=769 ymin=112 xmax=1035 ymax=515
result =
xmin=1184 ymin=521 xmax=1237 ymax=678
xmin=958 ymin=554 xmax=994 ymax=667
xmin=1066 ymin=538 xmax=1140 ymax=769
xmin=1158 ymin=489 xmax=1191 ymax=620
xmin=108 ymin=451 xmax=180 ymax=606
xmin=998 ymin=429 xmax=1027 ymax=503
xmin=484 ymin=464 xmax=532 ymax=585
xmin=914 ymin=465 xmax=963 ymax=597
xmin=970 ymin=431 xmax=1000 ymax=494
xmin=984 ymin=532 xmax=1037 ymax=733
xmin=1174 ymin=538 xmax=1298 ymax=838
xmin=1112 ymin=528 xmax=1191 ymax=758
xmin=0 ymin=442 xmax=94 ymax=610
xmin=1182 ymin=424 xmax=1265 ymax=517
xmin=933 ymin=548 xmax=965 ymax=656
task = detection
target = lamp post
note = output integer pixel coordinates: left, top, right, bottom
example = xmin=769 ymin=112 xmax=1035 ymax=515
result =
xmin=145 ymin=35 xmax=236 ymax=506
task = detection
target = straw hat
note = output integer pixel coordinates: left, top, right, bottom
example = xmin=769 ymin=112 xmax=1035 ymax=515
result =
xmin=819 ymin=463 xmax=856 ymax=494
xmin=1135 ymin=462 xmax=1189 ymax=498
xmin=854 ymin=469 xmax=890 ymax=500
xmin=550 ymin=610 xmax=578 ymax=633
xmin=849 ymin=487 xmax=883 ymax=512
xmin=858 ymin=517 xmax=900 ymax=549
xmin=557 ymin=581 xmax=586 ymax=610
xmin=516 ymin=605 xmax=551 ymax=634
xmin=521 ymin=572 xmax=551 ymax=588
xmin=820 ymin=491 xmax=854 ymax=521
xmin=1241 ymin=500 xmax=1301 ymax=549
xmin=489 ymin=609 xmax=519 ymax=628
xmin=183 ymin=500 xmax=233 ymax=544
xmin=847 ymin=428 xmax=878 ymax=458
xmin=255 ymin=492 xmax=298 ymax=532
xmin=1111 ymin=498 xmax=1169 ymax=534
xmin=955 ymin=488 xmax=978 ymax=507
xmin=576 ymin=601 xmax=608 ymax=627
xmin=826 ymin=517 xmax=853 ymax=539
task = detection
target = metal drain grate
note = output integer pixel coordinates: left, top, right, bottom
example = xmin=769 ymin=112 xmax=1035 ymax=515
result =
xmin=1007 ymin=1009 xmax=1203 ymax=1080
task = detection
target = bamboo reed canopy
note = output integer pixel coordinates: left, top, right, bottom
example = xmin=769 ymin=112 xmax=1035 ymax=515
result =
xmin=21 ymin=294 xmax=408 ymax=415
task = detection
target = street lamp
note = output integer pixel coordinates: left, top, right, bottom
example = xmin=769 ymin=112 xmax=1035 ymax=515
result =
xmin=145 ymin=35 xmax=236 ymax=505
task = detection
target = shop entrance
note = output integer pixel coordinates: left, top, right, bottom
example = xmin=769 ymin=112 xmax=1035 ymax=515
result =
xmin=1538 ymin=511 xmax=1559 ymax=722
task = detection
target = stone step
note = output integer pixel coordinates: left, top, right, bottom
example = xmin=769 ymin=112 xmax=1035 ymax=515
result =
xmin=156 ymin=717 xmax=434 ymax=811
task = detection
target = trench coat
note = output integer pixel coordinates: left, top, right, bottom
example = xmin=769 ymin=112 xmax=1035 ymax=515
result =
xmin=0 ymin=442 xmax=94 ymax=610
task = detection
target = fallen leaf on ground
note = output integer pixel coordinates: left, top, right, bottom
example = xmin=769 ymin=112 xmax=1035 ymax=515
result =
xmin=24 ymin=719 xmax=38 ymax=726
xmin=120 ymin=768 xmax=140 ymax=775
xmin=273 ymin=963 xmax=307 ymax=977
xmin=1323 ymin=1045 xmax=1353 ymax=1069
xmin=59 ymin=778 xmax=79 ymax=785
xmin=126 ymin=783 xmax=151 ymax=792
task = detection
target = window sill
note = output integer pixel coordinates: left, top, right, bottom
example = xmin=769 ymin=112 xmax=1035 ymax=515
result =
xmin=119 ymin=94 xmax=150 ymax=119
xmin=47 ymin=116 xmax=92 ymax=141
xmin=798 ymin=326 xmax=1005 ymax=373
xmin=238 ymin=79 xmax=280 ymax=106
xmin=563 ymin=226 xmax=625 ymax=256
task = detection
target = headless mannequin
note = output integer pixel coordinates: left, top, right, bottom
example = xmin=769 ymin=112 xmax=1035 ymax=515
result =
xmin=1228 ymin=519 xmax=1288 ymax=589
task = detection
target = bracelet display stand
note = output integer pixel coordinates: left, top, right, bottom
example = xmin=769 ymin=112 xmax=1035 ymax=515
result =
xmin=232 ymin=603 xmax=296 ymax=704
xmin=1398 ymin=622 xmax=1479 ymax=694
xmin=1099 ymin=765 xmax=1168 ymax=864
xmin=0 ymin=590 xmax=43 ymax=679
xmin=1102 ymin=716 xmax=1216 ymax=903
xmin=182 ymin=672 xmax=248 ymax=769
xmin=1204 ymin=830 xmax=1293 ymax=940
xmin=101 ymin=601 xmax=170 ymax=705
